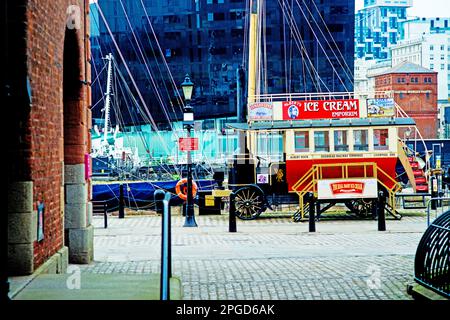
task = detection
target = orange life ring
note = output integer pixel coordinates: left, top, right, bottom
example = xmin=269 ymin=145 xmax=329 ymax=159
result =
xmin=175 ymin=178 xmax=198 ymax=201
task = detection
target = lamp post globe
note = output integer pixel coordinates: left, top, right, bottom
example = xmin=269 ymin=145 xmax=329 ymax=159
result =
xmin=181 ymin=74 xmax=197 ymax=227
xmin=181 ymin=74 xmax=194 ymax=101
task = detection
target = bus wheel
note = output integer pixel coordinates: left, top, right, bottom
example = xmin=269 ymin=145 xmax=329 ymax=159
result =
xmin=345 ymin=199 xmax=375 ymax=219
xmin=234 ymin=185 xmax=265 ymax=220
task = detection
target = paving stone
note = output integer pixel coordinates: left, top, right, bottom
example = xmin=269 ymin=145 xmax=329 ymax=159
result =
xmin=79 ymin=214 xmax=427 ymax=300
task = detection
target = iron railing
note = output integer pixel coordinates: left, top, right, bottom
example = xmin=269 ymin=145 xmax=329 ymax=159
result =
xmin=414 ymin=210 xmax=450 ymax=298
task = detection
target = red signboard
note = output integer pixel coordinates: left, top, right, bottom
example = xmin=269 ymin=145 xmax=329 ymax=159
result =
xmin=330 ymin=181 xmax=365 ymax=195
xmin=179 ymin=138 xmax=199 ymax=151
xmin=282 ymin=99 xmax=359 ymax=120
xmin=84 ymin=153 xmax=91 ymax=180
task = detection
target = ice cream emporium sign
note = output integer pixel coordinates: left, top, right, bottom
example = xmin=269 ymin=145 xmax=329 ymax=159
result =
xmin=248 ymin=102 xmax=273 ymax=121
xmin=282 ymin=99 xmax=360 ymax=120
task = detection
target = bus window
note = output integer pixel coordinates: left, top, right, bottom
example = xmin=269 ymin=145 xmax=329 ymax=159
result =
xmin=374 ymin=129 xmax=389 ymax=150
xmin=294 ymin=131 xmax=309 ymax=153
xmin=334 ymin=130 xmax=348 ymax=152
xmin=354 ymin=130 xmax=368 ymax=151
xmin=314 ymin=131 xmax=330 ymax=152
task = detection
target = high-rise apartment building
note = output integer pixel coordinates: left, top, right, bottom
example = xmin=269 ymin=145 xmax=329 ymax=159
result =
xmin=355 ymin=0 xmax=412 ymax=61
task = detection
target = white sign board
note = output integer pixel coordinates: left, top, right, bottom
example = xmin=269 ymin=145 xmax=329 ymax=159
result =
xmin=248 ymin=102 xmax=273 ymax=120
xmin=317 ymin=179 xmax=378 ymax=200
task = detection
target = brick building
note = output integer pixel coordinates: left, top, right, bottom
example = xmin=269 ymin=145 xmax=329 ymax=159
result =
xmin=374 ymin=61 xmax=438 ymax=139
xmin=6 ymin=0 xmax=93 ymax=278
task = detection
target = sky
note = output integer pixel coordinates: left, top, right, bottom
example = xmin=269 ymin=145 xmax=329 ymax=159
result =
xmin=355 ymin=0 xmax=449 ymax=17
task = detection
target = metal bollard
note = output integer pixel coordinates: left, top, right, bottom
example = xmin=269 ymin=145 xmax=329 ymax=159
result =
xmin=159 ymin=191 xmax=172 ymax=301
xmin=229 ymin=192 xmax=237 ymax=232
xmin=308 ymin=193 xmax=316 ymax=232
xmin=431 ymin=176 xmax=438 ymax=210
xmin=154 ymin=189 xmax=165 ymax=214
xmin=119 ymin=184 xmax=125 ymax=219
xmin=377 ymin=191 xmax=386 ymax=231
xmin=104 ymin=203 xmax=108 ymax=229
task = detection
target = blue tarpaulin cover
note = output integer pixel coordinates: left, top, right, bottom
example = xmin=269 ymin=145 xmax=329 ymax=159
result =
xmin=93 ymin=180 xmax=217 ymax=211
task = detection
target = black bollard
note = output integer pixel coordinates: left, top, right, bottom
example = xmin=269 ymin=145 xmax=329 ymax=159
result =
xmin=119 ymin=184 xmax=125 ymax=219
xmin=308 ymin=193 xmax=316 ymax=232
xmin=154 ymin=189 xmax=165 ymax=215
xmin=431 ymin=176 xmax=438 ymax=210
xmin=104 ymin=203 xmax=108 ymax=229
xmin=377 ymin=191 xmax=386 ymax=231
xmin=229 ymin=192 xmax=237 ymax=232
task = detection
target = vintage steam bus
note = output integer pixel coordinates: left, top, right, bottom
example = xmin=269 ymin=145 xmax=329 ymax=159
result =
xmin=224 ymin=94 xmax=428 ymax=221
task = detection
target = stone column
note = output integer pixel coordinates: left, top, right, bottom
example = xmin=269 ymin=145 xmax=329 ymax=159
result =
xmin=8 ymin=182 xmax=36 ymax=275
xmin=64 ymin=163 xmax=93 ymax=264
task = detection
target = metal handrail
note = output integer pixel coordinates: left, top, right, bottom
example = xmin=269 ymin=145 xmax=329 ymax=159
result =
xmin=292 ymin=162 xmax=401 ymax=218
xmin=426 ymin=197 xmax=450 ymax=226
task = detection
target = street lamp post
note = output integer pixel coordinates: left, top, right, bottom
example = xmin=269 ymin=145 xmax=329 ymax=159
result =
xmin=181 ymin=74 xmax=197 ymax=227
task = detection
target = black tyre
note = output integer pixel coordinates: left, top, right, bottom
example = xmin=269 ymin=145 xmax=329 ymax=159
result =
xmin=234 ymin=185 xmax=266 ymax=220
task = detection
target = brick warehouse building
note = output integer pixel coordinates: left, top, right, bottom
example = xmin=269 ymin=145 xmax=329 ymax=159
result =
xmin=5 ymin=0 xmax=93 ymax=278
xmin=374 ymin=61 xmax=438 ymax=139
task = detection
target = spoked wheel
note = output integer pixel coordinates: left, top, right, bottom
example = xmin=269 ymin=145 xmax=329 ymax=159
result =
xmin=345 ymin=199 xmax=375 ymax=219
xmin=234 ymin=185 xmax=266 ymax=220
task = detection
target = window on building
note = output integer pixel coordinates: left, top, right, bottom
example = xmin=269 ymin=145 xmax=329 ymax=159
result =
xmin=441 ymin=45 xmax=445 ymax=51
xmin=231 ymin=28 xmax=244 ymax=38
xmin=214 ymin=12 xmax=225 ymax=21
xmin=400 ymin=92 xmax=404 ymax=99
xmin=430 ymin=45 xmax=434 ymax=51
xmin=441 ymin=64 xmax=445 ymax=70
xmin=430 ymin=64 xmax=434 ymax=69
xmin=334 ymin=130 xmax=348 ymax=152
xmin=314 ymin=131 xmax=329 ymax=152
xmin=426 ymin=92 xmax=430 ymax=99
xmin=374 ymin=129 xmax=389 ymax=150
xmin=430 ymin=54 xmax=434 ymax=60
xmin=354 ymin=130 xmax=368 ymax=151
xmin=295 ymin=132 xmax=309 ymax=153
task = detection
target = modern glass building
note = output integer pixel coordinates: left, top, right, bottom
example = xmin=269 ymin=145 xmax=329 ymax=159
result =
xmin=91 ymin=0 xmax=354 ymax=126
xmin=89 ymin=0 xmax=354 ymax=162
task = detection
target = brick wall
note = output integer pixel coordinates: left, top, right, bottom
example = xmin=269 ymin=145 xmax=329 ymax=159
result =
xmin=9 ymin=0 xmax=91 ymax=270
xmin=375 ymin=72 xmax=438 ymax=139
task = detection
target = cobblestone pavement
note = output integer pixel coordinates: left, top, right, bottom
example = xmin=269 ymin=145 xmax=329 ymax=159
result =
xmin=79 ymin=213 xmax=429 ymax=300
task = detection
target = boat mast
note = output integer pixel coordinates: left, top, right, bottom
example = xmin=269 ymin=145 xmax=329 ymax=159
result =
xmin=243 ymin=0 xmax=260 ymax=155
xmin=247 ymin=0 xmax=259 ymax=106
xmin=103 ymin=53 xmax=113 ymax=144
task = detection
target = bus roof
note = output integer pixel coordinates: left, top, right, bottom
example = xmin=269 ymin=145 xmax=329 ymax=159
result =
xmin=226 ymin=117 xmax=416 ymax=131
